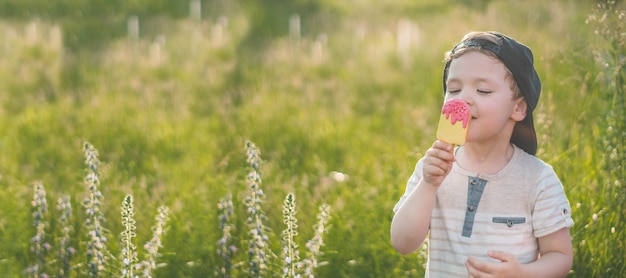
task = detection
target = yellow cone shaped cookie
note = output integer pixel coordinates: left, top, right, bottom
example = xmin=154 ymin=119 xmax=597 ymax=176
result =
xmin=436 ymin=99 xmax=471 ymax=145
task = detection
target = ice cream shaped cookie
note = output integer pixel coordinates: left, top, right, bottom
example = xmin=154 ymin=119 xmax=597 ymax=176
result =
xmin=436 ymin=99 xmax=470 ymax=145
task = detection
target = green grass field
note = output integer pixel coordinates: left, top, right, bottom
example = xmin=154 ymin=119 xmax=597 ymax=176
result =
xmin=0 ymin=0 xmax=624 ymax=277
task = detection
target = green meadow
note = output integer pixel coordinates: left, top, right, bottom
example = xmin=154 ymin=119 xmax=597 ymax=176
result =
xmin=0 ymin=0 xmax=624 ymax=277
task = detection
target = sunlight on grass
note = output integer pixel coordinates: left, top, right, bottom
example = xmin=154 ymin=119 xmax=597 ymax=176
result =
xmin=0 ymin=1 xmax=623 ymax=277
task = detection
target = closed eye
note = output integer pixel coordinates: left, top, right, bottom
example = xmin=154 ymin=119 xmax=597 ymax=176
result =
xmin=477 ymin=90 xmax=492 ymax=94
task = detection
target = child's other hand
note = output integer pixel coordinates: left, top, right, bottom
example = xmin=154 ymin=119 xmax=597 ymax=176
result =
xmin=465 ymin=250 xmax=523 ymax=278
xmin=422 ymin=140 xmax=455 ymax=186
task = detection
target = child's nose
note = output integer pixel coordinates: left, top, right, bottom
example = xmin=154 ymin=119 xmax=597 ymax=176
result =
xmin=456 ymin=89 xmax=473 ymax=105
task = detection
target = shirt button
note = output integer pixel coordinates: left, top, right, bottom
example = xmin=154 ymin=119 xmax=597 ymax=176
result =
xmin=468 ymin=205 xmax=475 ymax=212
xmin=470 ymin=179 xmax=476 ymax=185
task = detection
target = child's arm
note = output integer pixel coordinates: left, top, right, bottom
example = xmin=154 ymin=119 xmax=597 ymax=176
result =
xmin=465 ymin=227 xmax=573 ymax=277
xmin=530 ymin=227 xmax=573 ymax=277
xmin=390 ymin=141 xmax=455 ymax=254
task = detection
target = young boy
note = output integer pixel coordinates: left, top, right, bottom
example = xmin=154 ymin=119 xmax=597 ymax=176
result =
xmin=390 ymin=31 xmax=574 ymax=277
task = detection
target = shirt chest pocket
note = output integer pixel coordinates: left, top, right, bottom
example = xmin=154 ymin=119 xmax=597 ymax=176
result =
xmin=492 ymin=217 xmax=526 ymax=227
xmin=487 ymin=217 xmax=532 ymax=243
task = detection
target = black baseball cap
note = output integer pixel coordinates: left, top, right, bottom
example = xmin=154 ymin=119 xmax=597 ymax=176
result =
xmin=442 ymin=31 xmax=541 ymax=155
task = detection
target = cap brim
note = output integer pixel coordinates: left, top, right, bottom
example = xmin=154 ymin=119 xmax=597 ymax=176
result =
xmin=511 ymin=114 xmax=537 ymax=155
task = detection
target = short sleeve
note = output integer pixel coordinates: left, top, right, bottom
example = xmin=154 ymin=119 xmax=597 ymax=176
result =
xmin=393 ymin=158 xmax=424 ymax=213
xmin=531 ymin=167 xmax=575 ymax=238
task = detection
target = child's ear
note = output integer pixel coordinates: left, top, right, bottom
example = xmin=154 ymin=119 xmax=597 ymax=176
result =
xmin=511 ymin=97 xmax=527 ymax=121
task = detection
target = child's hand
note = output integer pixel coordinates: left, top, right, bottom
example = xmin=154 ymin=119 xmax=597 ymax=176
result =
xmin=422 ymin=140 xmax=455 ymax=186
xmin=465 ymin=250 xmax=523 ymax=278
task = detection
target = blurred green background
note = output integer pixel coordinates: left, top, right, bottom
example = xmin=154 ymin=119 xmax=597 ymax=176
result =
xmin=0 ymin=0 xmax=624 ymax=277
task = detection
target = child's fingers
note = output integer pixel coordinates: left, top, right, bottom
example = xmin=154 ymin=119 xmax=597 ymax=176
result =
xmin=423 ymin=156 xmax=452 ymax=176
xmin=421 ymin=140 xmax=457 ymax=185
xmin=426 ymin=142 xmax=456 ymax=163
xmin=423 ymin=156 xmax=454 ymax=184
xmin=433 ymin=140 xmax=454 ymax=153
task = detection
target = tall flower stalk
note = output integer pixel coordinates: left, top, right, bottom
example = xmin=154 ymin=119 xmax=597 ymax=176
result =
xmin=82 ymin=142 xmax=109 ymax=277
xmin=57 ymin=195 xmax=74 ymax=278
xmin=281 ymin=193 xmax=299 ymax=278
xmin=26 ymin=182 xmax=50 ymax=278
xmin=120 ymin=194 xmax=138 ymax=278
xmin=139 ymin=205 xmax=170 ymax=278
xmin=217 ymin=194 xmax=236 ymax=277
xmin=244 ymin=140 xmax=273 ymax=277
xmin=301 ymin=204 xmax=331 ymax=278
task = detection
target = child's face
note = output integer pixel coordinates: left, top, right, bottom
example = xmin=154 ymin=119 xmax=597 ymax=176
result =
xmin=444 ymin=51 xmax=526 ymax=145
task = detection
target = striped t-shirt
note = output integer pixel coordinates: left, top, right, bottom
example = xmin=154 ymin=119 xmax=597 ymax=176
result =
xmin=393 ymin=145 xmax=574 ymax=277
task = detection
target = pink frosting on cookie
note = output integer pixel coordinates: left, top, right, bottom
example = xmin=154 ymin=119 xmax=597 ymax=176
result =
xmin=441 ymin=99 xmax=470 ymax=128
